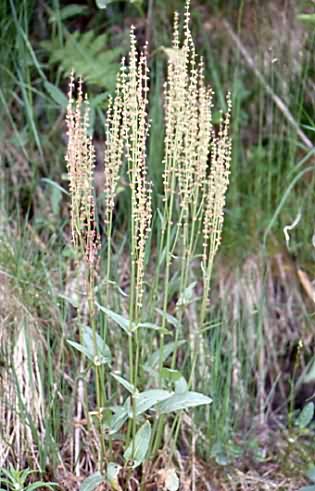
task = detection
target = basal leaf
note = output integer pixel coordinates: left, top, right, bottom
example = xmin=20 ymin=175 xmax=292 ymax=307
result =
xmin=27 ymin=484 xmax=57 ymax=491
xmin=80 ymin=472 xmax=104 ymax=491
xmin=124 ymin=421 xmax=152 ymax=467
xmin=165 ymin=468 xmax=179 ymax=491
xmin=306 ymin=466 xmax=315 ymax=483
xmin=109 ymin=406 xmax=129 ymax=435
xmin=106 ymin=462 xmax=121 ymax=489
xmin=296 ymin=402 xmax=314 ymax=429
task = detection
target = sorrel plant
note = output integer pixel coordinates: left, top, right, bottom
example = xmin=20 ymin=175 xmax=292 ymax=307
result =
xmin=65 ymin=1 xmax=231 ymax=486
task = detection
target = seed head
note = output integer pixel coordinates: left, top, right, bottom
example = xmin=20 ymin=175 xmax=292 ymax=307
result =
xmin=65 ymin=73 xmax=100 ymax=266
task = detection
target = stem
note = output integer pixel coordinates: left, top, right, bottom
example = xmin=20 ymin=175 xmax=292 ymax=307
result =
xmin=159 ymin=169 xmax=176 ymax=380
xmin=87 ymin=266 xmax=106 ymax=468
xmin=104 ymin=213 xmax=113 ymax=339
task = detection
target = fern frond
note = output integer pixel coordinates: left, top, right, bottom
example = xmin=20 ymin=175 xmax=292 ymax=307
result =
xmin=42 ymin=31 xmax=122 ymax=90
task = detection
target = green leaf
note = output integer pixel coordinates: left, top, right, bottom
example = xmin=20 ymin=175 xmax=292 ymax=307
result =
xmin=111 ymin=373 xmax=136 ymax=394
xmin=50 ymin=4 xmax=89 ymax=22
xmin=144 ymin=341 xmax=185 ymax=371
xmin=67 ymin=326 xmax=111 ymax=366
xmin=160 ymin=368 xmax=182 ymax=382
xmin=175 ymin=376 xmax=188 ymax=394
xmin=137 ymin=322 xmax=170 ymax=334
xmin=27 ymin=484 xmax=57 ymax=491
xmin=298 ymin=14 xmax=315 ymax=25
xmin=157 ymin=391 xmax=212 ymax=414
xmin=109 ymin=391 xmax=172 ymax=431
xmin=96 ymin=0 xmax=110 ymax=7
xmin=214 ymin=452 xmax=230 ymax=466
xmin=44 ymin=81 xmax=68 ymax=108
xmin=132 ymin=390 xmax=173 ymax=416
xmin=109 ymin=406 xmax=129 ymax=434
xmin=157 ymin=207 xmax=165 ymax=229
xmin=124 ymin=421 xmax=152 ymax=467
xmin=165 ymin=468 xmax=179 ymax=491
xmin=96 ymin=303 xmax=134 ymax=335
xmin=51 ymin=186 xmax=62 ymax=215
xmin=296 ymin=402 xmax=314 ymax=428
xmin=299 ymin=486 xmax=315 ymax=491
xmin=106 ymin=462 xmax=121 ymax=488
xmin=80 ymin=472 xmax=104 ymax=491
xmin=306 ymin=467 xmax=315 ymax=483
xmin=86 ymin=327 xmax=110 ymax=360
xmin=90 ymin=93 xmax=109 ymax=109
xmin=156 ymin=308 xmax=181 ymax=329
xmin=177 ymin=281 xmax=197 ymax=306
xmin=303 ymin=358 xmax=315 ymax=384
xmin=41 ymin=178 xmax=69 ymax=196
xmin=41 ymin=177 xmax=64 ymax=214
xmin=67 ymin=339 xmax=92 ymax=360
xmin=58 ymin=293 xmax=79 ymax=308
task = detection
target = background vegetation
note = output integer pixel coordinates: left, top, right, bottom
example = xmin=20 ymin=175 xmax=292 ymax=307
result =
xmin=1 ymin=0 xmax=315 ymax=490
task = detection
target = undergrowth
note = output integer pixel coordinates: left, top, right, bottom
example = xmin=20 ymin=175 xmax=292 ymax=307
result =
xmin=1 ymin=0 xmax=315 ymax=490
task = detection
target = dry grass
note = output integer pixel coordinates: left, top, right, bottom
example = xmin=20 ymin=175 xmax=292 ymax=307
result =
xmin=0 ymin=271 xmax=45 ymax=469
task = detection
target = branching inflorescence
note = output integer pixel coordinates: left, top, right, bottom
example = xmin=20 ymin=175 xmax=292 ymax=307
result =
xmin=65 ymin=73 xmax=99 ymax=267
xmin=64 ymin=0 xmax=231 ymax=478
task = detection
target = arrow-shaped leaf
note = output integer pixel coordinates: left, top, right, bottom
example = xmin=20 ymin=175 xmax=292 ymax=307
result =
xmin=80 ymin=472 xmax=104 ymax=491
xmin=111 ymin=373 xmax=137 ymax=394
xmin=124 ymin=421 xmax=152 ymax=467
xmin=132 ymin=389 xmax=173 ymax=416
xmin=96 ymin=303 xmax=134 ymax=335
xmin=157 ymin=391 xmax=212 ymax=414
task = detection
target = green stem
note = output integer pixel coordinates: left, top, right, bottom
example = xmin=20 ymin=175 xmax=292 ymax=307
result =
xmin=87 ymin=265 xmax=106 ymax=468
xmin=104 ymin=213 xmax=113 ymax=339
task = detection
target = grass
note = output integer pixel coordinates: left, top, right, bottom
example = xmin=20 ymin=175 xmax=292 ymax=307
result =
xmin=1 ymin=0 xmax=315 ymax=490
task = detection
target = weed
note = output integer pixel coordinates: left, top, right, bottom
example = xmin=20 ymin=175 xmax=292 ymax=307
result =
xmin=64 ymin=1 xmax=231 ymax=487
xmin=0 ymin=466 xmax=57 ymax=491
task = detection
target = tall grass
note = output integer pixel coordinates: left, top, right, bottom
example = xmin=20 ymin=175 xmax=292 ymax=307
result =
xmin=179 ymin=0 xmax=315 ymax=459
